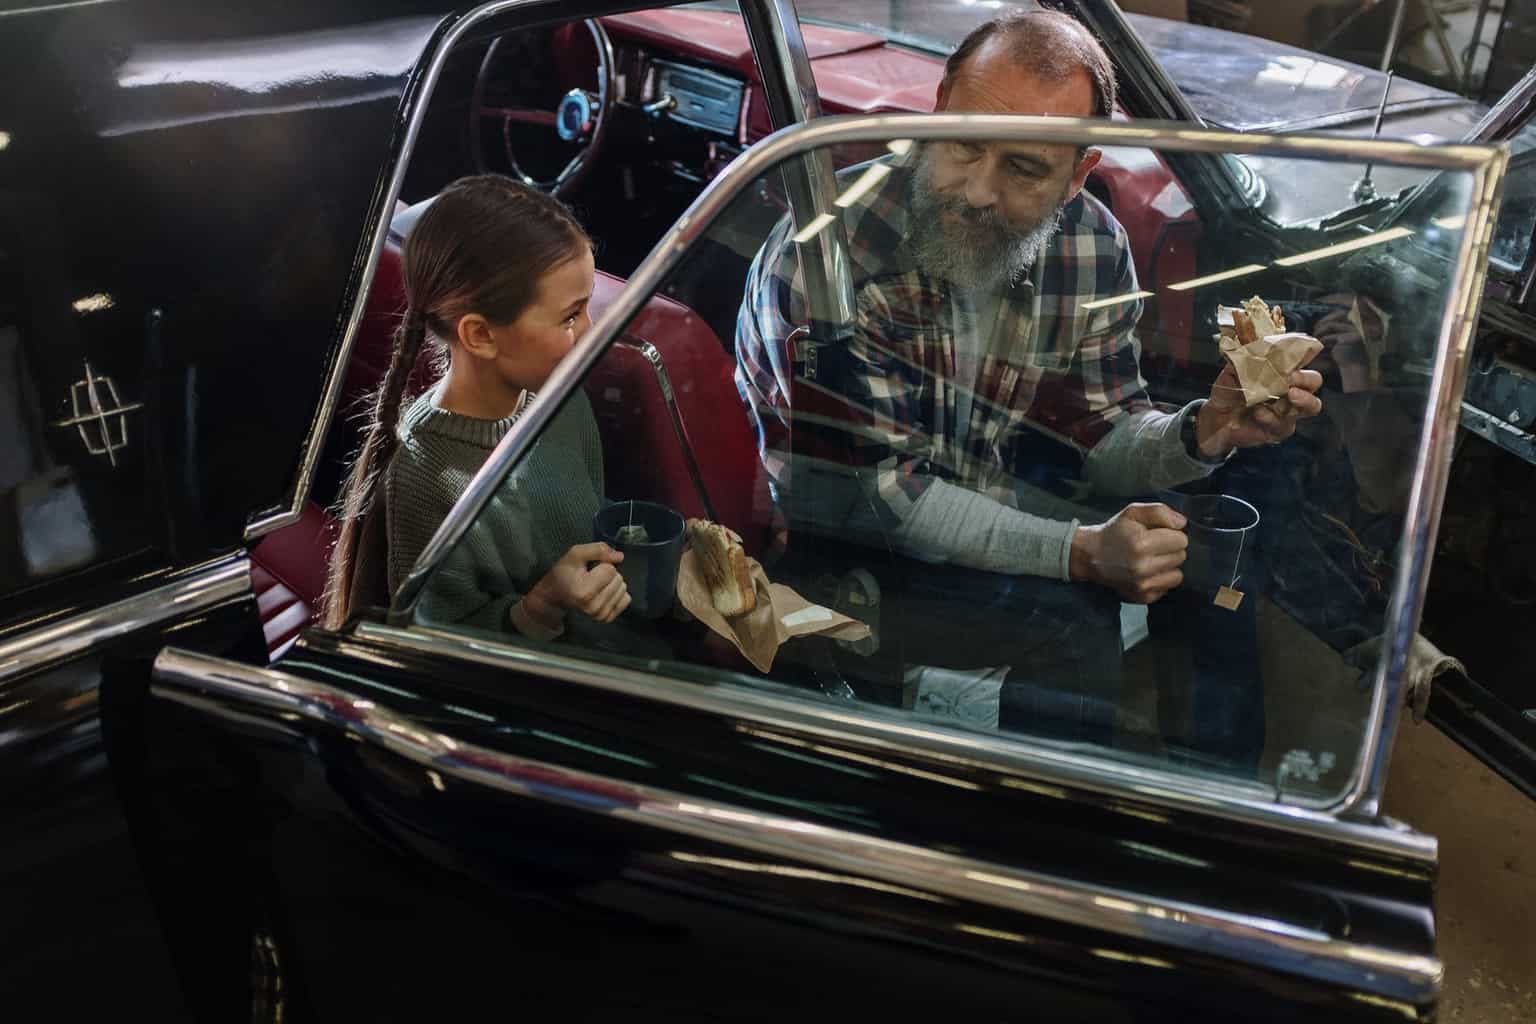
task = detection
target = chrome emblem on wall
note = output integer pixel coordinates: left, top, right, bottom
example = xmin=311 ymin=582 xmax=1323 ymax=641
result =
xmin=52 ymin=361 xmax=143 ymax=467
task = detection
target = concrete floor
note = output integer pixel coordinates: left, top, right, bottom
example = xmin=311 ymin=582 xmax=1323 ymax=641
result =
xmin=1382 ymin=722 xmax=1536 ymax=1022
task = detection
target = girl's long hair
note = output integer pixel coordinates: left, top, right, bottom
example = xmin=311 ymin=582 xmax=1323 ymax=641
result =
xmin=321 ymin=175 xmax=591 ymax=628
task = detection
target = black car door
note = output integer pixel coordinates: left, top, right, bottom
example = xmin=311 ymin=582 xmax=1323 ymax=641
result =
xmin=141 ymin=97 xmax=1507 ymax=1022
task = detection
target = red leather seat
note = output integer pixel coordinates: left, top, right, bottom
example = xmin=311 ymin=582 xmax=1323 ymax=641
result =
xmin=250 ymin=501 xmax=337 ymax=659
xmin=583 ymin=271 xmax=772 ymax=555
xmin=251 ymin=218 xmax=768 ymax=659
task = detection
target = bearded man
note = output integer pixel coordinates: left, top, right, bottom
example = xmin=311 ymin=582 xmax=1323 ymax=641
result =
xmin=732 ymin=11 xmax=1322 ymax=739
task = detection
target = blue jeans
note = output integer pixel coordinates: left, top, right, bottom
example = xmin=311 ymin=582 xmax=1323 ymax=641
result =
xmin=1146 ymin=587 xmax=1265 ymax=775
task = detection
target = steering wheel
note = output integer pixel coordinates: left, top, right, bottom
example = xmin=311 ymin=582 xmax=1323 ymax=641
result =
xmin=469 ymin=19 xmax=614 ymax=197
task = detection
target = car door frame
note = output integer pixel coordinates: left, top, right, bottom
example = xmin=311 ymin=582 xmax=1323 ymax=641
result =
xmin=124 ymin=3 xmax=1509 ymax=1017
xmin=1418 ymin=64 xmax=1536 ymax=800
xmin=145 ymin=111 xmax=1507 ymax=1020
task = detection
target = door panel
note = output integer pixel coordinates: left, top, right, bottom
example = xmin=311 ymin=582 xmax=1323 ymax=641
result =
xmin=151 ymin=641 xmax=1440 ymax=1022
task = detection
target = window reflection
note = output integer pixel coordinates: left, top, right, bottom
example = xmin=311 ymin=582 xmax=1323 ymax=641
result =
xmin=409 ymin=134 xmax=1477 ymax=806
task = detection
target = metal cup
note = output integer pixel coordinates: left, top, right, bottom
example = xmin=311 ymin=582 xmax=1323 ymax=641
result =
xmin=1175 ymin=494 xmax=1260 ymax=598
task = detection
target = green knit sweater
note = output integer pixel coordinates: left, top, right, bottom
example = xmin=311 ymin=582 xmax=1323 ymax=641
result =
xmin=384 ymin=381 xmax=605 ymax=638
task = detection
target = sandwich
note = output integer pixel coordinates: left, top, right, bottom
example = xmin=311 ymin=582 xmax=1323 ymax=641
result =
xmin=1221 ymin=297 xmax=1286 ymax=346
xmin=686 ymin=518 xmax=756 ymax=617
xmin=1214 ymin=295 xmax=1322 ymax=408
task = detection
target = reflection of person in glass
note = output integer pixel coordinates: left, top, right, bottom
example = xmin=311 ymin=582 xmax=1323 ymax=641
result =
xmin=734 ymin=12 xmax=1323 ymax=739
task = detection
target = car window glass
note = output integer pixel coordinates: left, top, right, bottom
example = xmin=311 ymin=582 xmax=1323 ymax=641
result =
xmin=406 ymin=132 xmax=1481 ymax=808
xmin=1488 ymin=123 xmax=1536 ymax=269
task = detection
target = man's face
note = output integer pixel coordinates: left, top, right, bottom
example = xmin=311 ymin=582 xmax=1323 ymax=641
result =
xmin=908 ymin=40 xmax=1102 ymax=288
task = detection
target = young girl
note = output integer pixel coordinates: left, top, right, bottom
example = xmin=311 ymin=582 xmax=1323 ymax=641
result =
xmin=324 ymin=174 xmax=628 ymax=638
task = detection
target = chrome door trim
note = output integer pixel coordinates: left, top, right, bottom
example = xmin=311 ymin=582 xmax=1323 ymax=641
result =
xmin=150 ymin=647 xmax=1442 ymax=1008
xmin=392 ymin=111 xmax=1505 ymax=819
xmin=353 ymin=621 xmax=1438 ymax=866
xmin=0 ymin=556 xmax=250 ymax=685
xmin=615 ymin=339 xmax=717 ymax=520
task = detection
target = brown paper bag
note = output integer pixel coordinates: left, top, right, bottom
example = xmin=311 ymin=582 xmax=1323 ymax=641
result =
xmin=1218 ymin=331 xmax=1324 ymax=407
xmin=675 ymin=548 xmax=870 ymax=673
xmin=1216 ymin=301 xmax=1323 ymax=407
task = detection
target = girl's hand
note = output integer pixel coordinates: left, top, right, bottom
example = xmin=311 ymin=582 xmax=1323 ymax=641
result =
xmin=529 ymin=543 xmax=630 ymax=623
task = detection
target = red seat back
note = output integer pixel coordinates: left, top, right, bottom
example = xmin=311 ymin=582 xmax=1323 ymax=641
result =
xmin=583 ymin=271 xmax=772 ymax=554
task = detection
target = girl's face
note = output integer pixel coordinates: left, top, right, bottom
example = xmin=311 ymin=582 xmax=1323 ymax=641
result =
xmin=487 ymin=248 xmax=595 ymax=392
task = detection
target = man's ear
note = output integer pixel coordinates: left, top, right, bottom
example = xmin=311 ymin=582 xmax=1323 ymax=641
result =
xmin=933 ymin=78 xmax=949 ymax=112
xmin=1065 ymin=147 xmax=1102 ymax=203
xmin=455 ymin=313 xmax=498 ymax=360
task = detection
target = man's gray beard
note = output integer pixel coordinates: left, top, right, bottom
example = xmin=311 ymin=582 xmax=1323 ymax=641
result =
xmin=907 ymin=152 xmax=1067 ymax=291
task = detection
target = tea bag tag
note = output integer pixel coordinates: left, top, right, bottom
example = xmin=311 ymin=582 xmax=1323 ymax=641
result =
xmin=1213 ymin=586 xmax=1245 ymax=611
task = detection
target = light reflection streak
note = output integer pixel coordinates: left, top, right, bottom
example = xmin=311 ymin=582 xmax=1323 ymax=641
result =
xmin=1273 ymin=226 xmax=1414 ymax=266
xmin=530 ymin=729 xmax=653 ymax=768
xmin=1080 ymin=290 xmax=1152 ymax=311
xmin=1165 ymin=263 xmax=1266 ymax=292
xmin=1346 ymin=992 xmax=1420 ymax=1020
xmin=1000 ymin=778 xmax=1069 ymax=799
xmin=71 ymin=293 xmax=114 ymax=313
xmin=743 ymin=740 xmax=880 ymax=778
xmin=834 ymin=163 xmax=892 ymax=208
xmin=1123 ymin=840 xmax=1210 ymax=869
xmin=1093 ymin=895 xmax=1143 ymax=914
xmin=732 ymin=726 xmax=981 ymax=790
xmin=791 ymin=211 xmax=835 ymax=244
xmin=1091 ymin=947 xmax=1176 ymax=968
xmin=965 ymin=870 xmax=1034 ymax=893
xmin=957 ymin=923 xmax=1033 ymax=943
xmin=669 ymin=851 xmax=945 ymax=902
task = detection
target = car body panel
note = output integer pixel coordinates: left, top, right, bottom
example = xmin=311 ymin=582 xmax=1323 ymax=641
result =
xmin=148 ymin=631 xmax=1443 ymax=1021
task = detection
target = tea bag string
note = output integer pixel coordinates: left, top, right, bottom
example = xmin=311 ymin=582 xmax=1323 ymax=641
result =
xmin=1229 ymin=526 xmax=1245 ymax=589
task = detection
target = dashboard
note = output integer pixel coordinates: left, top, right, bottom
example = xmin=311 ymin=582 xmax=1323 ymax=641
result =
xmin=647 ymin=60 xmax=746 ymax=137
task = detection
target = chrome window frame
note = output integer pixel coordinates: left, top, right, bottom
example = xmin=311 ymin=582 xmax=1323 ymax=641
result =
xmin=389 ymin=113 xmax=1505 ymax=827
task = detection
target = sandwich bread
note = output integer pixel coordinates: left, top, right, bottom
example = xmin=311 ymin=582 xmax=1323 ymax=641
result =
xmin=687 ymin=519 xmax=756 ymax=617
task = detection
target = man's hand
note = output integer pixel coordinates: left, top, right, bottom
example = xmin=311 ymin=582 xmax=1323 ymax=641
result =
xmin=1070 ymin=503 xmax=1188 ymax=604
xmin=1195 ymin=362 xmax=1324 ymax=458
xmin=527 ymin=542 xmax=631 ymax=625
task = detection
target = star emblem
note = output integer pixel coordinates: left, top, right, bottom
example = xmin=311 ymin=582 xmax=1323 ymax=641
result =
xmin=52 ymin=361 xmax=143 ymax=467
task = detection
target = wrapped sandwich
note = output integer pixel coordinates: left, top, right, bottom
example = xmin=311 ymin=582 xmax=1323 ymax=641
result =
xmin=686 ymin=518 xmax=756 ymax=617
xmin=1215 ymin=296 xmax=1323 ymax=407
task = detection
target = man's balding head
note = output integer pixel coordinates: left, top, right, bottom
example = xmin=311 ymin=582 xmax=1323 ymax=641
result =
xmin=938 ymin=10 xmax=1117 ymax=120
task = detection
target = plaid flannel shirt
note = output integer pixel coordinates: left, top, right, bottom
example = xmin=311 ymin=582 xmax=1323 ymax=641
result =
xmin=735 ymin=152 xmax=1152 ymax=525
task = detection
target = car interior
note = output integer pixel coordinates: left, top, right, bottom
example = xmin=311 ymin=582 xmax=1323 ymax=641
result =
xmin=249 ymin=5 xmax=1482 ymax=802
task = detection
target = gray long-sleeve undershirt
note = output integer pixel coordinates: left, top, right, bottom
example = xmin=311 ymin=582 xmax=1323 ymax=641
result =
xmin=889 ymin=402 xmax=1220 ymax=580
